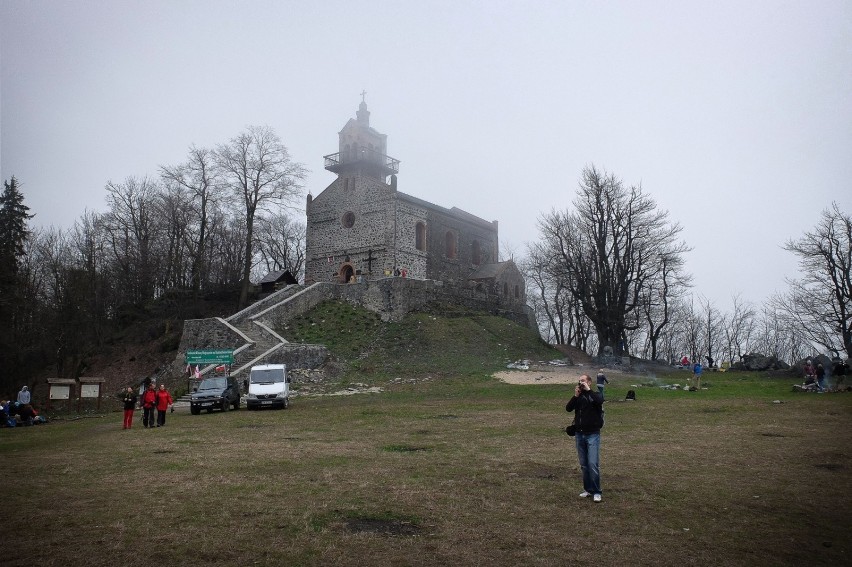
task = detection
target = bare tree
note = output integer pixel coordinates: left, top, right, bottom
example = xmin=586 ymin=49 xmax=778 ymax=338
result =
xmin=776 ymin=203 xmax=852 ymax=358
xmin=216 ymin=126 xmax=306 ymax=308
xmin=254 ymin=213 xmax=306 ymax=281
xmin=160 ymin=145 xmax=220 ymax=293
xmin=207 ymin=212 xmax=247 ymax=288
xmin=536 ymin=165 xmax=690 ymax=355
xmin=523 ymin=241 xmax=574 ymax=345
xmin=723 ymin=293 xmax=756 ymax=366
xmin=698 ymin=296 xmax=724 ymax=368
xmin=101 ymin=176 xmax=162 ymax=304
xmin=682 ymin=296 xmax=702 ymax=364
xmin=640 ymin=251 xmax=691 ymax=361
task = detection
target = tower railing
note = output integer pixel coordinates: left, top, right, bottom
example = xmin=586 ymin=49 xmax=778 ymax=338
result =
xmin=324 ymin=148 xmax=400 ymax=176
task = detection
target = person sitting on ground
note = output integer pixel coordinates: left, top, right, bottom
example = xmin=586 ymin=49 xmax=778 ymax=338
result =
xmin=16 ymin=404 xmax=35 ymax=426
xmin=801 ymin=373 xmax=818 ymax=392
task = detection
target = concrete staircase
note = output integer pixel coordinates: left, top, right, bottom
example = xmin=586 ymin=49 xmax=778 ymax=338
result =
xmin=179 ymin=283 xmax=335 ymax=381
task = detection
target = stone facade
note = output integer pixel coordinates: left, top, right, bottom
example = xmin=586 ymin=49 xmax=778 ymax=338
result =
xmin=305 ymin=99 xmax=525 ymax=308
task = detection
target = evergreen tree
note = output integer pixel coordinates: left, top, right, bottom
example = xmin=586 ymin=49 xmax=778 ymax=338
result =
xmin=0 ymin=176 xmax=34 ymax=394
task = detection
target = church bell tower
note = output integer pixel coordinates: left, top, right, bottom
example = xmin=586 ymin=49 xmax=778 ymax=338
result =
xmin=323 ymin=94 xmax=400 ymax=181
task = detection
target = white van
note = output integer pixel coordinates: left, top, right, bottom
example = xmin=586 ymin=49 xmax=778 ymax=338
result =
xmin=246 ymin=364 xmax=290 ymax=410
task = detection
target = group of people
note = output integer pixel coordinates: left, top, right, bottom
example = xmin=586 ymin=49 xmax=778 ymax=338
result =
xmin=801 ymin=358 xmax=849 ymax=392
xmin=123 ymin=381 xmax=173 ymax=429
xmin=1 ymin=385 xmax=41 ymax=427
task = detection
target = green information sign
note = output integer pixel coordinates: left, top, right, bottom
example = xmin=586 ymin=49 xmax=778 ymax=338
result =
xmin=185 ymin=349 xmax=234 ymax=365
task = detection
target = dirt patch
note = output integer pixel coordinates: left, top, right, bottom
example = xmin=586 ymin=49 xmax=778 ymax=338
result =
xmin=493 ymin=366 xmax=627 ymax=385
xmin=345 ymin=516 xmax=423 ymax=537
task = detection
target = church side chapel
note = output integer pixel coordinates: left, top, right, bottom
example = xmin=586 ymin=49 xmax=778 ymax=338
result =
xmin=304 ymin=96 xmax=526 ymax=306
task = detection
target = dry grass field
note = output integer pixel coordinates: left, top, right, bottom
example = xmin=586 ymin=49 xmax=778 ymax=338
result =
xmin=2 ymin=370 xmax=850 ymax=567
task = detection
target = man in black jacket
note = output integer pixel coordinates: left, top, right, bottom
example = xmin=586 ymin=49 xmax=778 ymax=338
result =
xmin=566 ymin=374 xmax=604 ymax=502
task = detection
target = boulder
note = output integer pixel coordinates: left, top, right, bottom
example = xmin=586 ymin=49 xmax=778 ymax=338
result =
xmin=733 ymin=353 xmax=789 ymax=371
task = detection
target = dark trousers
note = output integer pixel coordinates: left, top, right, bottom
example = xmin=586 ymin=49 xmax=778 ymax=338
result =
xmin=157 ymin=409 xmax=167 ymax=427
xmin=143 ymin=406 xmax=156 ymax=428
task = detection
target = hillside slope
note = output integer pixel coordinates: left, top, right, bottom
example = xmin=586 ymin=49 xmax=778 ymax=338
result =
xmin=281 ymin=300 xmax=563 ymax=384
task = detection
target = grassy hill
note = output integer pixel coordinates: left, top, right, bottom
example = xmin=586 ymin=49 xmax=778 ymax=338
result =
xmin=280 ymin=300 xmax=562 ymax=383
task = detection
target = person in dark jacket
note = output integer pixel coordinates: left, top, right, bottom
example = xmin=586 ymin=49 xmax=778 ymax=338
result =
xmin=141 ymin=383 xmax=157 ymax=428
xmin=122 ymin=387 xmax=137 ymax=429
xmin=595 ymin=369 xmax=609 ymax=400
xmin=815 ymin=363 xmax=826 ymax=392
xmin=566 ymin=374 xmax=604 ymax=502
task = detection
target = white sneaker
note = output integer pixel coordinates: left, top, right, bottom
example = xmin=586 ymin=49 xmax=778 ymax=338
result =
xmin=593 ymin=494 xmax=602 ymax=502
xmin=579 ymin=491 xmax=591 ymax=498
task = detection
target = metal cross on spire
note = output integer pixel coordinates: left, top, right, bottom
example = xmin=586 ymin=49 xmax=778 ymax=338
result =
xmin=360 ymin=90 xmax=367 ymax=103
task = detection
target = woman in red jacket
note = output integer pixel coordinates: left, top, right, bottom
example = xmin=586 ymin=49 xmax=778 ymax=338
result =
xmin=155 ymin=383 xmax=174 ymax=427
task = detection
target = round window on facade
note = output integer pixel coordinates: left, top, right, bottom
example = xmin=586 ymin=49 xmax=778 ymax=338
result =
xmin=342 ymin=211 xmax=356 ymax=228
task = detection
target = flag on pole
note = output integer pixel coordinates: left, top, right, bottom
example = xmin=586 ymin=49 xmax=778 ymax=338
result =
xmin=194 ymin=365 xmax=201 ymax=379
xmin=185 ymin=363 xmax=191 ymax=375
xmin=215 ymin=364 xmax=226 ymax=373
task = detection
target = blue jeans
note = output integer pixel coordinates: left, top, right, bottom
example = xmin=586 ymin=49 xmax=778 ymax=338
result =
xmin=575 ymin=432 xmax=601 ymax=495
xmin=598 ymin=386 xmax=606 ymax=400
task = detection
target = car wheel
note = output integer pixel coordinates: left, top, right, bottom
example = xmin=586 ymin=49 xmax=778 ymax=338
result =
xmin=221 ymin=399 xmax=229 ymax=412
xmin=234 ymin=399 xmax=240 ymax=410
xmin=190 ymin=406 xmax=200 ymax=415
xmin=283 ymin=398 xmax=289 ymax=409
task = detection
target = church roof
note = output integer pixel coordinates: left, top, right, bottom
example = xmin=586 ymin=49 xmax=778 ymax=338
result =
xmin=258 ymin=270 xmax=298 ymax=285
xmin=468 ymin=261 xmax=516 ymax=280
xmin=340 ymin=117 xmax=386 ymax=139
xmin=398 ymin=191 xmax=495 ymax=230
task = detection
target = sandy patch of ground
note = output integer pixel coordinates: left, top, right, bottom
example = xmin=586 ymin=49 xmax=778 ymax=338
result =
xmin=493 ymin=366 xmax=626 ymax=385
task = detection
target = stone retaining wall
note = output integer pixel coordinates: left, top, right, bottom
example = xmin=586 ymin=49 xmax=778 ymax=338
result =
xmin=172 ymin=276 xmax=536 ymax=380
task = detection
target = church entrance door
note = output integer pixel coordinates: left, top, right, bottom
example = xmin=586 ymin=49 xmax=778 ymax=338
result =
xmin=339 ymin=264 xmax=355 ymax=283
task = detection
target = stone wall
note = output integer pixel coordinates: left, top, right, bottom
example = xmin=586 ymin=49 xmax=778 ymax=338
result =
xmin=172 ymin=276 xmax=536 ymax=380
xmin=178 ymin=318 xmax=246 ymax=352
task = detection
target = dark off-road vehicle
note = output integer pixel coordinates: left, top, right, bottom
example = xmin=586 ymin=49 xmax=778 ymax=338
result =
xmin=190 ymin=376 xmax=240 ymax=415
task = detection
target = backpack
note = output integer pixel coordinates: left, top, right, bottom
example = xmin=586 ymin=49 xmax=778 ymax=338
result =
xmin=626 ymin=390 xmax=636 ymax=400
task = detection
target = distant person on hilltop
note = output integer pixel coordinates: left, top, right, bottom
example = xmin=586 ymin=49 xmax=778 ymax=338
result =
xmin=815 ymin=363 xmax=826 ymax=392
xmin=693 ymin=362 xmax=703 ymax=389
xmin=17 ymin=385 xmax=30 ymax=405
xmin=596 ymin=369 xmax=609 ymax=400
xmin=832 ymin=359 xmax=848 ymax=386
xmin=803 ymin=359 xmax=815 ymax=381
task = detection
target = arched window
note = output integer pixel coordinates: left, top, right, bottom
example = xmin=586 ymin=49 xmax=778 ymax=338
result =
xmin=445 ymin=231 xmax=457 ymax=259
xmin=503 ymin=282 xmax=509 ymax=296
xmin=472 ymin=240 xmax=481 ymax=265
xmin=416 ymin=222 xmax=427 ymax=251
xmin=514 ymin=285 xmax=520 ymax=299
xmin=342 ymin=211 xmax=356 ymax=228
xmin=343 ymin=178 xmax=349 ymax=192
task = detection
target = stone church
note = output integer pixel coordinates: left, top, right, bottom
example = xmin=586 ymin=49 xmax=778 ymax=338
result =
xmin=304 ymin=98 xmax=526 ymax=306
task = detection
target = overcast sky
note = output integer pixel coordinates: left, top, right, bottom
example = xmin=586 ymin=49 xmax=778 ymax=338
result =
xmin=2 ymin=0 xmax=850 ymax=311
